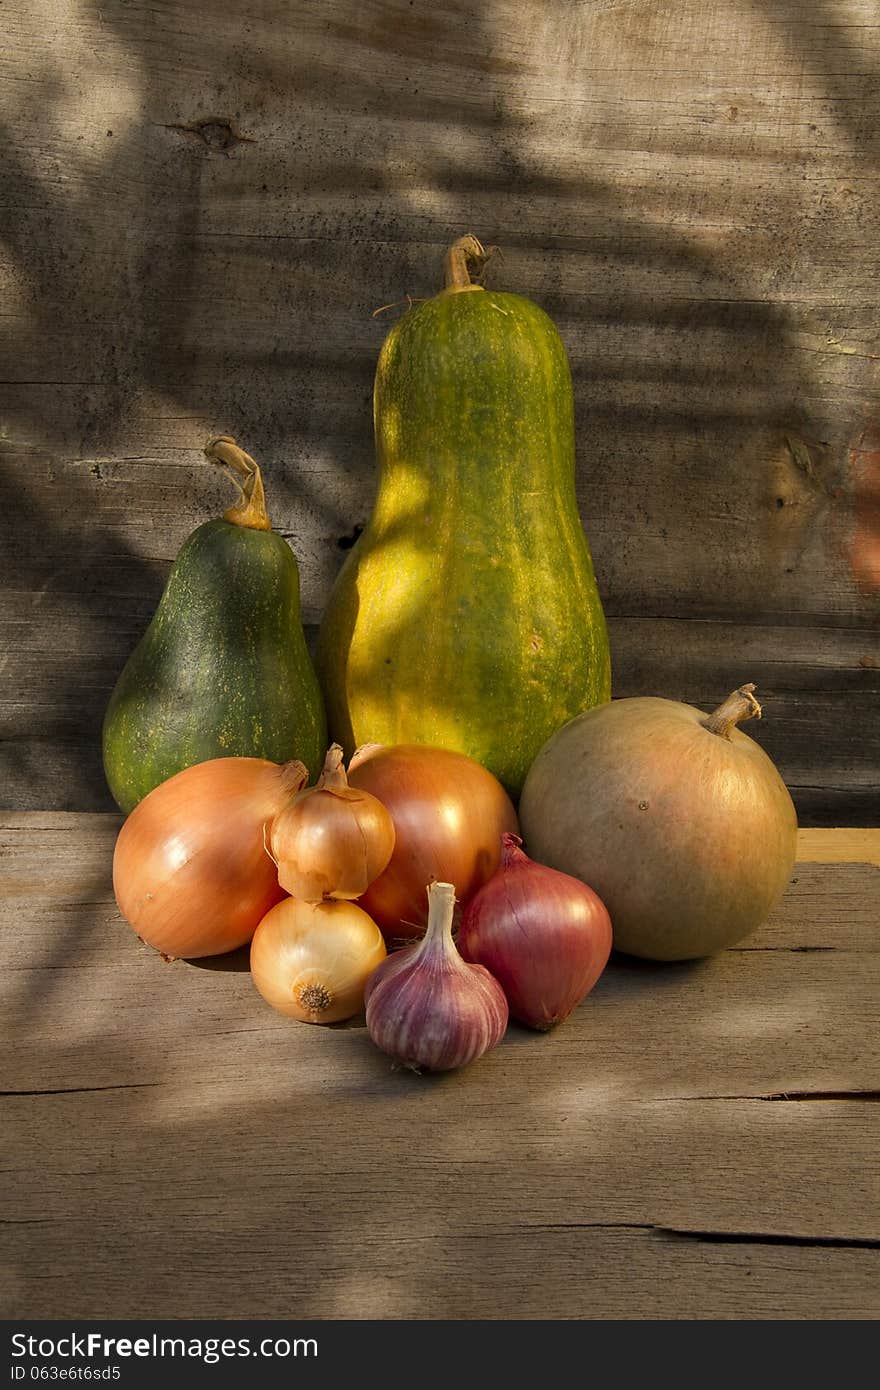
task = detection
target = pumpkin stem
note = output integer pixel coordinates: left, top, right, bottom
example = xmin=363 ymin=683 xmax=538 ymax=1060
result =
xmin=204 ymin=435 xmax=272 ymax=531
xmin=442 ymin=234 xmax=489 ymax=295
xmin=703 ymin=683 xmax=762 ymax=740
xmin=317 ymin=743 xmax=349 ymax=790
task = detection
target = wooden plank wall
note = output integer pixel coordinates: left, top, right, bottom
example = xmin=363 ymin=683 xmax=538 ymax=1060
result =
xmin=1 ymin=0 xmax=878 ymax=821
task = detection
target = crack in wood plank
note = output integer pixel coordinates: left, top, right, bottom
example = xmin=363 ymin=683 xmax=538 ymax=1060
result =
xmin=644 ymin=1090 xmax=880 ymax=1103
xmin=531 ymin=1222 xmax=880 ymax=1249
xmin=658 ymin=1229 xmax=880 ymax=1251
xmin=0 ymin=1083 xmax=159 ymax=1098
xmin=731 ymin=944 xmax=841 ymax=953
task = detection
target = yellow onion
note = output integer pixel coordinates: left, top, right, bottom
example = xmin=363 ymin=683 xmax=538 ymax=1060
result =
xmin=268 ymin=743 xmax=395 ymax=900
xmin=113 ymin=756 xmax=308 ymax=960
xmin=348 ymin=744 xmax=519 ymax=938
xmin=250 ymin=896 xmax=387 ymax=1023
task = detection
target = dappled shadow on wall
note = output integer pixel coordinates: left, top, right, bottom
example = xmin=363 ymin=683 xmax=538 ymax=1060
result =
xmin=0 ymin=0 xmax=877 ymax=814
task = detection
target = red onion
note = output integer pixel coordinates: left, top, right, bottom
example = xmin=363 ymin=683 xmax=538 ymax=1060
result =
xmin=458 ymin=834 xmax=612 ymax=1030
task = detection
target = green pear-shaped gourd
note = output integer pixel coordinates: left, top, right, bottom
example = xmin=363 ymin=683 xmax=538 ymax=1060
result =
xmin=316 ymin=235 xmax=611 ymax=796
xmin=102 ymin=436 xmax=326 ymax=813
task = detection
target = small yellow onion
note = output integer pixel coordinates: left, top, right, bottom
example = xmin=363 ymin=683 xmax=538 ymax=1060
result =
xmin=250 ymin=896 xmax=387 ymax=1024
xmin=268 ymin=743 xmax=395 ymax=901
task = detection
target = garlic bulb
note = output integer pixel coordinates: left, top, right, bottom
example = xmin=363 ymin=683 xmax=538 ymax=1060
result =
xmin=364 ymin=881 xmax=508 ymax=1072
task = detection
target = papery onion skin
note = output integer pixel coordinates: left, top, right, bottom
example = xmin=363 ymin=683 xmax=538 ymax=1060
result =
xmin=250 ymin=896 xmax=387 ymax=1024
xmin=519 ymin=685 xmax=798 ymax=961
xmin=365 ymin=880 xmax=509 ymax=1071
xmin=113 ymin=756 xmax=307 ymax=960
xmin=268 ymin=744 xmax=395 ymax=901
xmin=458 ymin=834 xmax=612 ymax=1030
xmin=348 ymin=744 xmax=518 ymax=938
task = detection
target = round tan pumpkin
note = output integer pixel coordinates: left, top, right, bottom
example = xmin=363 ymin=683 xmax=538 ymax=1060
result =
xmin=519 ymin=685 xmax=798 ymax=961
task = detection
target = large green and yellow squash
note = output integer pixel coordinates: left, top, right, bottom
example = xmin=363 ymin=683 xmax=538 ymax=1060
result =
xmin=103 ymin=436 xmax=326 ymax=813
xmin=316 ymin=235 xmax=611 ymax=796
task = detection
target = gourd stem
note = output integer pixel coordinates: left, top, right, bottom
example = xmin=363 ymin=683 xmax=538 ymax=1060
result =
xmin=204 ymin=435 xmax=272 ymax=531
xmin=442 ymin=235 xmax=488 ymax=295
xmin=703 ymin=683 xmax=762 ymax=739
xmin=318 ymin=743 xmax=348 ymax=790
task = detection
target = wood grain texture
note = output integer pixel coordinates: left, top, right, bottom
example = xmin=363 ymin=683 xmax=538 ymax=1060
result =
xmin=797 ymin=826 xmax=880 ymax=865
xmin=1 ymin=0 xmax=879 ymax=818
xmin=1 ymin=816 xmax=878 ymax=1319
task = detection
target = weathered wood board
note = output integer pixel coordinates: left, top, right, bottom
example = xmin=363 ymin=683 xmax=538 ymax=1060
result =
xmin=1 ymin=0 xmax=879 ymax=818
xmin=1 ymin=817 xmax=878 ymax=1319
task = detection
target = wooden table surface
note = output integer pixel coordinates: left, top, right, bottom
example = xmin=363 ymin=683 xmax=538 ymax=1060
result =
xmin=2 ymin=817 xmax=878 ymax=1321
